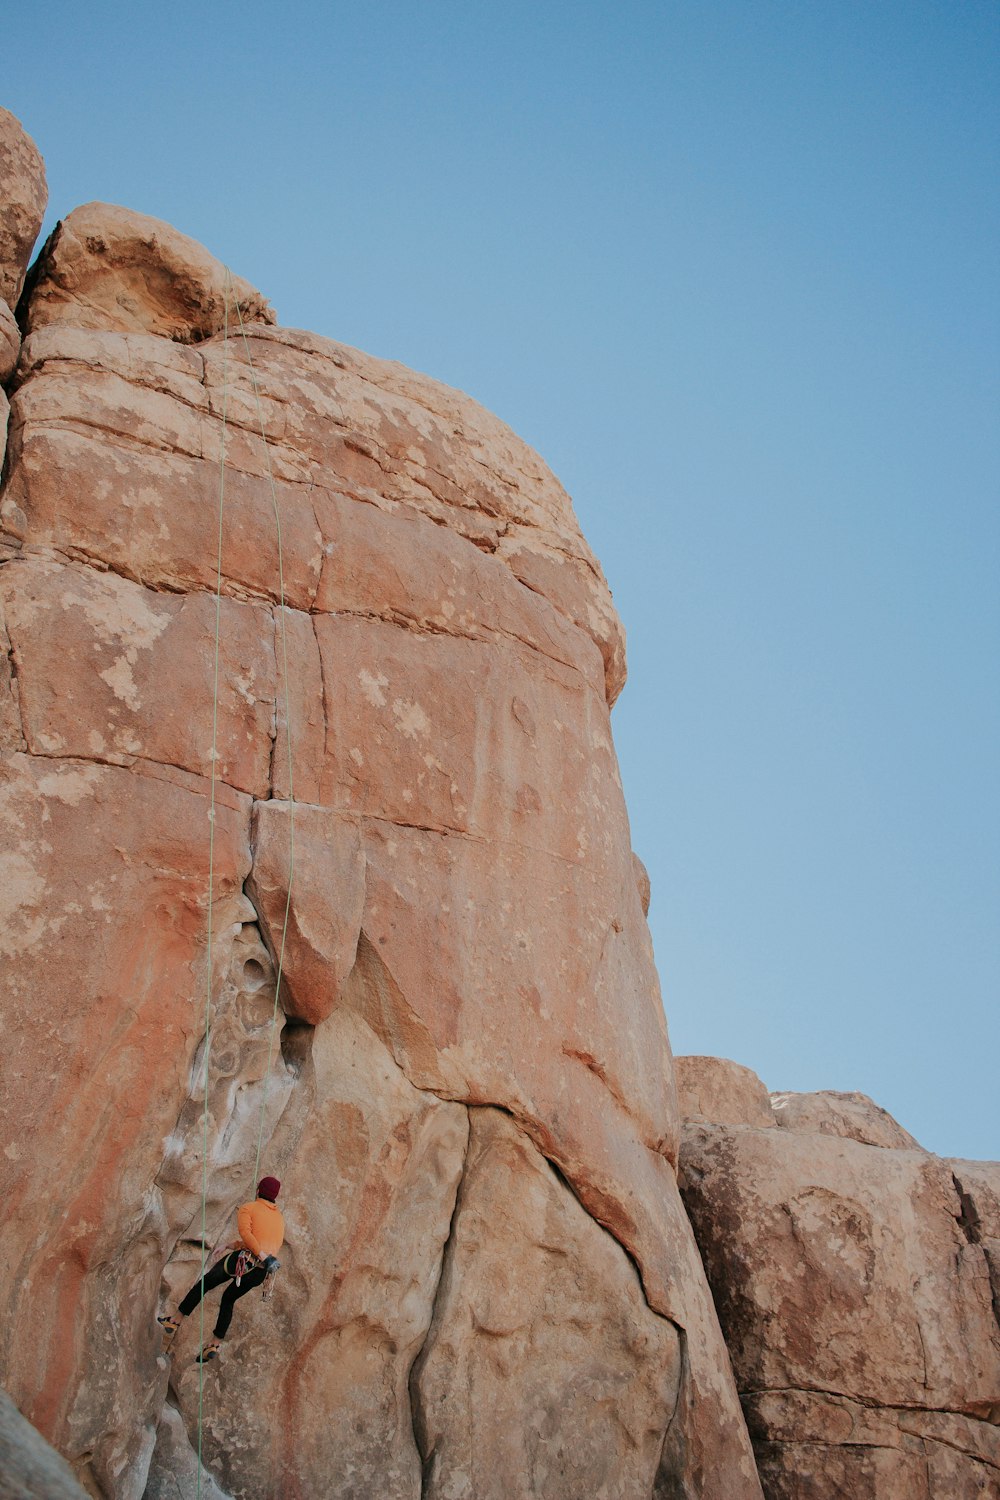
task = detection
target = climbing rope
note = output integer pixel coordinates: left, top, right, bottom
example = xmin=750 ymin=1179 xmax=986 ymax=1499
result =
xmin=193 ymin=270 xmax=297 ymax=1498
xmin=196 ymin=270 xmax=231 ymax=1496
xmin=231 ymin=291 xmax=297 ymax=1187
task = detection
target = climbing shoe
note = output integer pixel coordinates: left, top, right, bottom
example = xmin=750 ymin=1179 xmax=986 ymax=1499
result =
xmin=157 ymin=1314 xmax=180 ymax=1343
xmin=196 ymin=1341 xmax=221 ymax=1364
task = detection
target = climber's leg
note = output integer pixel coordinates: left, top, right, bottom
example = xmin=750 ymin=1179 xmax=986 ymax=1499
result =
xmin=213 ymin=1266 xmax=267 ymax=1339
xmin=177 ymin=1253 xmax=237 ymax=1318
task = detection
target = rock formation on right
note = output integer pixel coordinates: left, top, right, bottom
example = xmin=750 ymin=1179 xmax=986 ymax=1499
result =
xmin=675 ymin=1055 xmax=1000 ymax=1498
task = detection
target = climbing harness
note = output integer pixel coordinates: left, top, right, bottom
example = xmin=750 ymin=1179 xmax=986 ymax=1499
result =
xmin=231 ymin=1245 xmax=280 ymax=1297
xmin=192 ymin=269 xmax=297 ymax=1498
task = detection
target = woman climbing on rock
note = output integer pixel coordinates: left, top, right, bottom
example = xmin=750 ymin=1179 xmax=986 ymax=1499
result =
xmin=158 ymin=1176 xmax=285 ymax=1362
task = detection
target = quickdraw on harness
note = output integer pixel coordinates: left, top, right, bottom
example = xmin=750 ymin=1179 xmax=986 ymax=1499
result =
xmin=261 ymin=1257 xmax=280 ymax=1303
xmin=233 ymin=1247 xmax=281 ymax=1302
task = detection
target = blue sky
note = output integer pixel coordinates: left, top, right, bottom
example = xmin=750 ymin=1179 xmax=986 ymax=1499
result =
xmin=8 ymin=0 xmax=998 ymax=1157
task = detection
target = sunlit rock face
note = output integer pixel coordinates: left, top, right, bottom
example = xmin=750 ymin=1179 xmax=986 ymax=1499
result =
xmin=0 ymin=121 xmax=761 ymax=1500
xmin=676 ymin=1060 xmax=1000 ymax=1500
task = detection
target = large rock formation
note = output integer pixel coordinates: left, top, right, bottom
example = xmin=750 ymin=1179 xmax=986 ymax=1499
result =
xmin=675 ymin=1056 xmax=1000 ymax=1499
xmin=0 ymin=118 xmax=761 ymax=1500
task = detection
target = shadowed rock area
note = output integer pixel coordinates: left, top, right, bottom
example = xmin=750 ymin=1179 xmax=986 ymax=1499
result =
xmin=0 ymin=1388 xmax=90 ymax=1499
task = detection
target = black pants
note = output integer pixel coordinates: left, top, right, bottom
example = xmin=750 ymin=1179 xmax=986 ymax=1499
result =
xmin=179 ymin=1252 xmax=267 ymax=1339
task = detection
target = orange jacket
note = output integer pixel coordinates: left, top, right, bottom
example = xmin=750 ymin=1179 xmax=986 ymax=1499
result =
xmin=237 ymin=1197 xmax=285 ymax=1259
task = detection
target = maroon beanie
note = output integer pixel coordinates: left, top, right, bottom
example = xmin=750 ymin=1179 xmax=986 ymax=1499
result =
xmin=257 ymin=1176 xmax=281 ymax=1202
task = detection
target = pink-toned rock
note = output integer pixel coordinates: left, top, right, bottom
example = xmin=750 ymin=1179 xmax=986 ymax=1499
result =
xmin=0 ymin=108 xmax=47 ymax=311
xmin=679 ymin=1115 xmax=1000 ymax=1498
xmin=676 ymin=1055 xmax=776 ymax=1129
xmin=201 ymin=324 xmax=626 ymax=702
xmin=1 ymin=557 xmax=276 ymax=795
xmin=770 ymin=1087 xmax=924 ymax=1149
xmin=21 ymin=202 xmax=273 ymax=342
xmin=0 ymin=752 xmax=251 ymax=1496
xmin=247 ymin=801 xmax=364 ymax=1026
xmin=414 ymin=1108 xmax=682 ymax=1500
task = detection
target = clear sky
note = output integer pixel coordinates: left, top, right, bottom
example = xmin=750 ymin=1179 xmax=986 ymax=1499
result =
xmin=8 ymin=1 xmax=998 ymax=1158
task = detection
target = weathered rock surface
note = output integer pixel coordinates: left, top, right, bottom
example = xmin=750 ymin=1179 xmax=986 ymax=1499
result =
xmin=20 ymin=202 xmax=274 ymax=343
xmin=0 ymin=107 xmax=47 ymax=312
xmin=414 ymin=1108 xmax=682 ymax=1499
xmin=678 ymin=1064 xmax=1000 ymax=1498
xmin=675 ymin=1055 xmax=776 ymax=1129
xmin=0 ymin=114 xmax=759 ymax=1500
xmin=770 ymin=1086 xmax=924 ymax=1150
xmin=153 ymin=1007 xmax=468 ymax=1500
xmin=0 ymin=1387 xmax=90 ymax=1500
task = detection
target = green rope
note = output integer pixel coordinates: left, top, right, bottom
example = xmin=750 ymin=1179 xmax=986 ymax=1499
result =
xmin=196 ymin=269 xmax=231 ymax=1500
xmin=230 ymin=296 xmax=297 ymax=1188
xmin=191 ymin=278 xmax=296 ymax=1497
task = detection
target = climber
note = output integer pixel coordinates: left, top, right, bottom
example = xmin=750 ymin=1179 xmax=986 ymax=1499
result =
xmin=158 ymin=1176 xmax=285 ymax=1363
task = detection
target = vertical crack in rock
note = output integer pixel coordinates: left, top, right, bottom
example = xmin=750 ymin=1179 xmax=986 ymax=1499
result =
xmin=652 ymin=1326 xmax=692 ymax=1500
xmin=0 ymin=589 xmax=27 ymax=748
xmin=406 ymin=1103 xmax=472 ymax=1499
xmin=310 ymin=610 xmax=331 ymax=765
xmin=953 ymin=1170 xmax=983 ymax=1246
xmin=149 ymin=903 xmax=302 ymax=1492
xmin=408 ymin=1106 xmax=685 ymax=1500
xmin=265 ymin=609 xmax=279 ymax=799
xmin=143 ymin=1396 xmax=235 ymax=1500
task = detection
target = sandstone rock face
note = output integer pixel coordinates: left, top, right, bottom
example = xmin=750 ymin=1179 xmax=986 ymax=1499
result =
xmin=678 ymin=1069 xmax=1000 ymax=1499
xmin=0 ymin=107 xmax=47 ymax=311
xmin=0 ymin=127 xmax=759 ymax=1500
xmin=414 ymin=1109 xmax=682 ymax=1500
